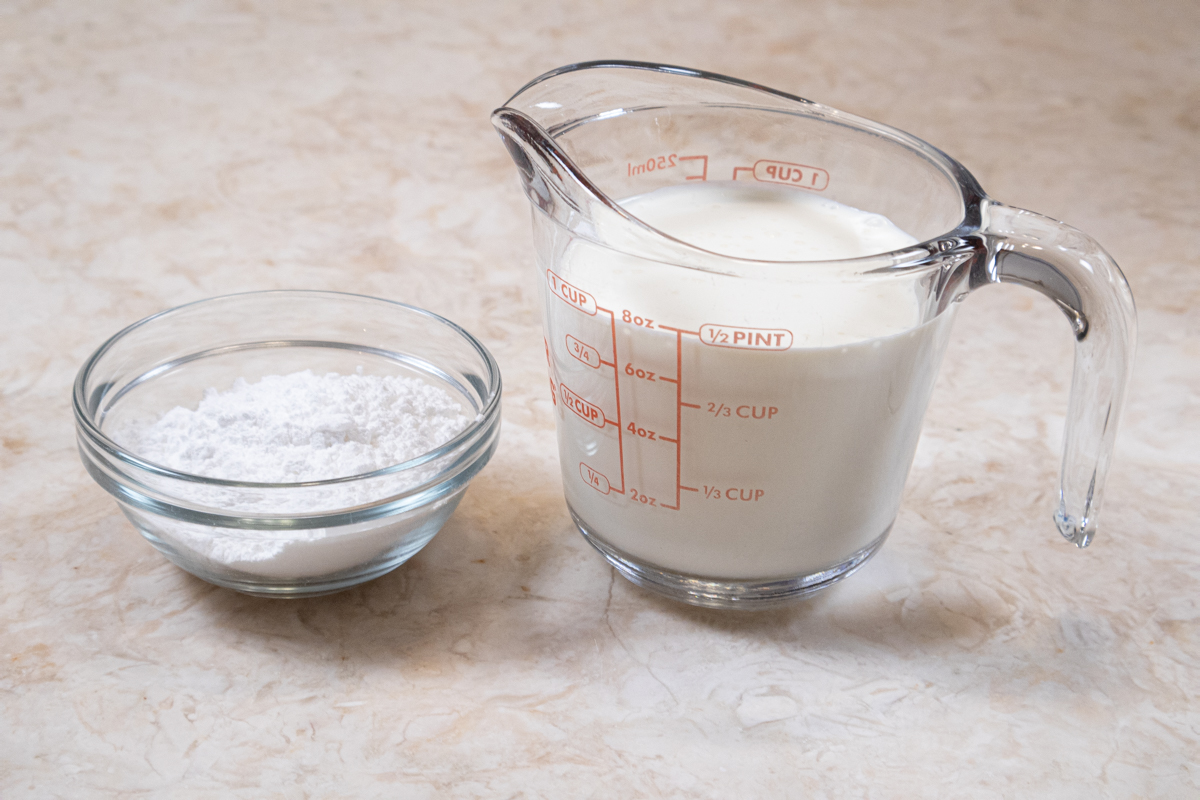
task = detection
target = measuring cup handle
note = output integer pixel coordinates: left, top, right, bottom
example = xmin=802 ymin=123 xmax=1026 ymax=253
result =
xmin=978 ymin=200 xmax=1137 ymax=547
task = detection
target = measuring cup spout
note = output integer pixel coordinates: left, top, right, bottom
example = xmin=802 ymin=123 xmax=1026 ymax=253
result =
xmin=492 ymin=109 xmax=592 ymax=222
xmin=492 ymin=61 xmax=833 ymax=269
xmin=493 ymin=106 xmax=716 ymax=269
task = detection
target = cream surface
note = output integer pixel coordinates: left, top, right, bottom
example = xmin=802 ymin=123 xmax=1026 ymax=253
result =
xmin=630 ymin=181 xmax=918 ymax=262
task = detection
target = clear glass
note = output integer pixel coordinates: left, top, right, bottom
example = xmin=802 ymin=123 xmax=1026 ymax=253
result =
xmin=493 ymin=61 xmax=1136 ymax=609
xmin=74 ymin=291 xmax=503 ymax=597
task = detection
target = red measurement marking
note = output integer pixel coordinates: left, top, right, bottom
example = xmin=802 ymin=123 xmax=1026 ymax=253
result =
xmin=681 ymin=401 xmax=702 ymax=409
xmin=681 ymin=485 xmax=699 ymax=492
xmin=732 ymin=166 xmax=754 ymax=181
xmin=624 ymin=363 xmax=656 ymax=382
xmin=544 ymin=338 xmax=557 ymax=405
xmin=678 ymin=154 xmax=708 ymax=181
xmin=671 ymin=328 xmax=682 ymax=510
xmin=580 ymin=462 xmax=610 ymax=495
xmin=657 ymin=324 xmax=699 ymax=336
xmin=621 ymin=310 xmax=655 ymax=329
xmin=707 ymin=402 xmax=779 ymax=420
xmin=566 ymin=334 xmax=601 ymax=369
xmin=699 ymin=324 xmax=793 ymax=351
xmin=560 ymin=384 xmax=606 ymax=428
xmin=596 ymin=306 xmax=627 ymax=494
xmin=546 ymin=269 xmax=597 ymax=316
xmin=629 ymin=488 xmax=657 ymax=507
xmin=703 ymin=486 xmax=767 ymax=502
xmin=753 ymin=160 xmax=829 ymax=191
xmin=626 ymin=422 xmax=658 ymax=441
xmin=627 ymin=153 xmax=678 ymax=177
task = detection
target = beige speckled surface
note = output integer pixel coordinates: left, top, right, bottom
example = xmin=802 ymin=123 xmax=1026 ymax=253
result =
xmin=2 ymin=1 xmax=1198 ymax=796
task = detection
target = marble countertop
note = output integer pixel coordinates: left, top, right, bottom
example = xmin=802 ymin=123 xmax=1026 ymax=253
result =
xmin=2 ymin=1 xmax=1197 ymax=795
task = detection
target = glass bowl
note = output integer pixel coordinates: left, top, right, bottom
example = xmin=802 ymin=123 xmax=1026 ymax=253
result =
xmin=73 ymin=290 xmax=502 ymax=597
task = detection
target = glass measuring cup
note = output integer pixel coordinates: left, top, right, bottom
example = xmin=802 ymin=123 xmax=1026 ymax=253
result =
xmin=493 ymin=61 xmax=1136 ymax=609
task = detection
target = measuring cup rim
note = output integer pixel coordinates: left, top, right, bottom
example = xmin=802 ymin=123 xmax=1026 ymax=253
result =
xmin=495 ymin=60 xmax=989 ymax=276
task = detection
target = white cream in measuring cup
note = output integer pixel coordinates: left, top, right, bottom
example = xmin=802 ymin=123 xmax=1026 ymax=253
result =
xmin=554 ymin=182 xmax=950 ymax=582
xmin=495 ymin=61 xmax=1136 ymax=609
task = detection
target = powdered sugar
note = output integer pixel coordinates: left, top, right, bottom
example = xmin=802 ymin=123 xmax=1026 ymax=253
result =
xmin=120 ymin=368 xmax=474 ymax=484
xmin=113 ymin=369 xmax=477 ymax=577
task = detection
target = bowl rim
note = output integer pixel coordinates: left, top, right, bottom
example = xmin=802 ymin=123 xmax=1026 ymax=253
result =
xmin=73 ymin=289 xmax=503 ymax=490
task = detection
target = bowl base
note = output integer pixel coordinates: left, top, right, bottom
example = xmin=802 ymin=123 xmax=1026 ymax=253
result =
xmin=187 ymin=555 xmax=411 ymax=598
xmin=123 ymin=492 xmax=465 ymax=598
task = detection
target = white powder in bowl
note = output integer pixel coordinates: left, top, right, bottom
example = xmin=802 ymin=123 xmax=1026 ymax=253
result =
xmin=114 ymin=369 xmax=477 ymax=579
xmin=123 ymin=368 xmax=473 ymax=483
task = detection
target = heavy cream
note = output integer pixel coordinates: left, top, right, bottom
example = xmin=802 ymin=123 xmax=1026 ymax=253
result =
xmin=543 ymin=182 xmax=953 ymax=580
